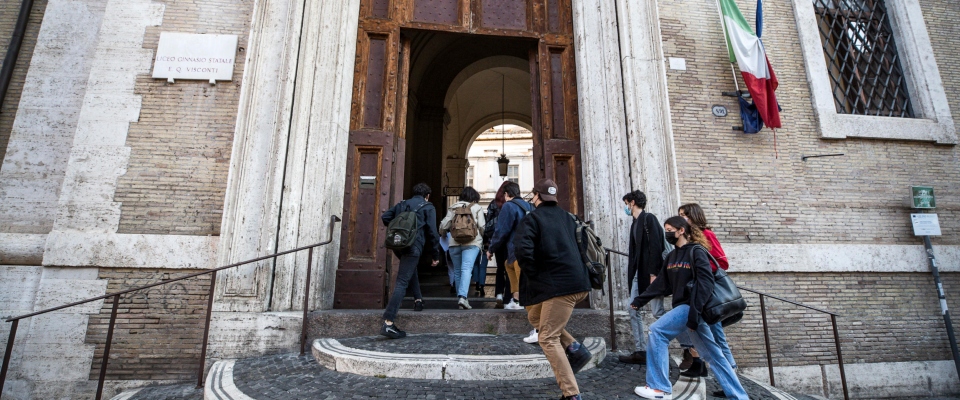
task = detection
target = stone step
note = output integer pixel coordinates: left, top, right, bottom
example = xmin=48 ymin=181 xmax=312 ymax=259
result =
xmin=306 ymin=309 xmax=633 ymax=350
xmin=195 ymin=351 xmax=806 ymax=400
xmin=311 ymin=334 xmax=606 ymax=380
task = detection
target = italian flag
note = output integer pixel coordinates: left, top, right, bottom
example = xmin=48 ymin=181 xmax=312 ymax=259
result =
xmin=720 ymin=0 xmax=781 ymax=129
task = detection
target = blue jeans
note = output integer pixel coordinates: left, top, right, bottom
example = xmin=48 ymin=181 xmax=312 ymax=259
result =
xmin=449 ymin=245 xmax=480 ymax=298
xmin=629 ymin=276 xmax=667 ymax=351
xmin=383 ymin=253 xmax=423 ymax=322
xmin=646 ymin=305 xmax=748 ymax=400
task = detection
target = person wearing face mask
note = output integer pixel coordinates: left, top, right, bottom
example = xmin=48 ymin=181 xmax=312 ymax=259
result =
xmin=631 ymin=217 xmax=748 ymax=400
xmin=679 ymin=203 xmax=737 ymax=397
xmin=617 ymin=190 xmax=666 ymax=365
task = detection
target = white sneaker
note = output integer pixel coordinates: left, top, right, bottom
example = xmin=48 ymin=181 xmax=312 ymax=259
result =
xmin=634 ymin=385 xmax=671 ymax=400
xmin=458 ymin=297 xmax=472 ymax=310
xmin=504 ymin=299 xmax=523 ymax=310
xmin=523 ymin=329 xmax=538 ymax=344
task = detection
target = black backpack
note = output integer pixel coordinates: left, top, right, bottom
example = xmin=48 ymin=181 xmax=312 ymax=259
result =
xmin=384 ymin=201 xmax=428 ymax=250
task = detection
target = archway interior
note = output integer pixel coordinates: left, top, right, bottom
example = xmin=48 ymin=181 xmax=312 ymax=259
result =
xmin=464 ymin=124 xmax=535 ymax=207
xmin=402 ymin=30 xmax=534 ymax=214
xmin=400 ymin=29 xmax=536 ymax=294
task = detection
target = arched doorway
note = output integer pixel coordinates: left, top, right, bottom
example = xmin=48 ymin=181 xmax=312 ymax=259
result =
xmin=334 ymin=0 xmax=583 ymax=309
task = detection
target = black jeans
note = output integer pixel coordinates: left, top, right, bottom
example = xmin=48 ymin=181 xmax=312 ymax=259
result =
xmin=493 ymin=246 xmax=508 ymax=296
xmin=383 ymin=252 xmax=422 ymax=322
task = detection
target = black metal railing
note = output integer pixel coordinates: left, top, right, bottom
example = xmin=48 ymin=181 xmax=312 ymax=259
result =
xmin=603 ymin=248 xmax=849 ymax=400
xmin=0 ymin=215 xmax=341 ymax=400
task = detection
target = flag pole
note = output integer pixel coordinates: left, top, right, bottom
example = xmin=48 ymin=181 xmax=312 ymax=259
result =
xmin=714 ymin=0 xmax=742 ymax=94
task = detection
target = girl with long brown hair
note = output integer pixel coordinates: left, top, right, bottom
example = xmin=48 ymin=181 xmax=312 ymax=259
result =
xmin=630 ymin=216 xmax=747 ymax=400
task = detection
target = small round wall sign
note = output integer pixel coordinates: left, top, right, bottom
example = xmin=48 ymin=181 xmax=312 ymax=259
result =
xmin=712 ymin=105 xmax=728 ymax=117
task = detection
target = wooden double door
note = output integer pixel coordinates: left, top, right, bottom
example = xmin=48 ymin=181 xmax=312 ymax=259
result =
xmin=334 ymin=0 xmax=584 ymax=309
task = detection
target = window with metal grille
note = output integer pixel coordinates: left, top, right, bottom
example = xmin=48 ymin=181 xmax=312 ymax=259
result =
xmin=465 ymin=166 xmax=474 ymax=188
xmin=813 ymin=0 xmax=914 ymax=117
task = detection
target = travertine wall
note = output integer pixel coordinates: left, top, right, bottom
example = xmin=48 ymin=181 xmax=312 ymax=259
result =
xmin=114 ymin=0 xmax=254 ymax=235
xmin=657 ymin=0 xmax=960 ymax=246
xmin=0 ymin=0 xmax=47 ymax=165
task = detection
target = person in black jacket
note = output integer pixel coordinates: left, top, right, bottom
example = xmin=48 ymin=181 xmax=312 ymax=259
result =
xmin=379 ymin=183 xmax=440 ymax=339
xmin=631 ymin=216 xmax=747 ymax=400
xmin=513 ymin=179 xmax=591 ymax=400
xmin=618 ymin=190 xmax=667 ymax=364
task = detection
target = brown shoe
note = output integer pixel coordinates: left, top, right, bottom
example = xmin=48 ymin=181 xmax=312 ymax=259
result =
xmin=679 ymin=348 xmax=693 ymax=370
xmin=618 ymin=350 xmax=646 ymax=364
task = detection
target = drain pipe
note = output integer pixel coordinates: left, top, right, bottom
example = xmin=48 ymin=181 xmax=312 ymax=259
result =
xmin=0 ymin=0 xmax=34 ymax=114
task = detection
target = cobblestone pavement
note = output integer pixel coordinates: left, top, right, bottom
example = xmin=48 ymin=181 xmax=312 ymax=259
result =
xmin=125 ymin=383 xmax=202 ymax=400
xmin=230 ymin=353 xmax=682 ymax=400
xmin=338 ymin=333 xmax=546 ymax=356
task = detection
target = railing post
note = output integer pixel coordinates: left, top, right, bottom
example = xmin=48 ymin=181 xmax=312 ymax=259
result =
xmin=301 ymin=247 xmax=314 ymax=356
xmin=0 ymin=319 xmax=19 ymax=397
xmin=197 ymin=270 xmax=217 ymax=388
xmin=831 ymin=315 xmax=849 ymax=400
xmin=605 ymin=250 xmax=616 ymax=352
xmin=759 ymin=294 xmax=774 ymax=386
xmin=95 ymin=294 xmax=121 ymax=400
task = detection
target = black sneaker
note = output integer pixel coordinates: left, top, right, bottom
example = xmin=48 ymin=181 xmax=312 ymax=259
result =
xmin=414 ymin=300 xmax=423 ymax=312
xmin=566 ymin=342 xmax=592 ymax=373
xmin=679 ymin=358 xmax=707 ymax=377
xmin=712 ymin=389 xmax=727 ymax=398
xmin=380 ymin=322 xmax=406 ymax=339
xmin=617 ymin=350 xmax=646 ymax=364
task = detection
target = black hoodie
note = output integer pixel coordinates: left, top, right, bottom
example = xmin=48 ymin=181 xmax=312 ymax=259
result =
xmin=631 ymin=243 xmax=715 ymax=330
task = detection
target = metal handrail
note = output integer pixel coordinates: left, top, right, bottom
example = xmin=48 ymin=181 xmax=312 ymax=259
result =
xmin=603 ymin=247 xmax=849 ymax=400
xmin=0 ymin=215 xmax=341 ymax=400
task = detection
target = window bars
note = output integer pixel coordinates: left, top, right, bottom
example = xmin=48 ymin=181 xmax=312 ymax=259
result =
xmin=813 ymin=0 xmax=914 ymax=118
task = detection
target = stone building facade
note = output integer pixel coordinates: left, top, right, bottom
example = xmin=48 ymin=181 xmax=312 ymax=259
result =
xmin=0 ymin=0 xmax=958 ymax=398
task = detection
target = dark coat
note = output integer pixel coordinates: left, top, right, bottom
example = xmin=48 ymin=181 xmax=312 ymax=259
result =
xmin=628 ymin=211 xmax=666 ymax=294
xmin=513 ymin=202 xmax=591 ymax=306
xmin=632 ymin=243 xmax=715 ymax=330
xmin=488 ymin=199 xmax=532 ymax=264
xmin=381 ymin=196 xmax=440 ymax=260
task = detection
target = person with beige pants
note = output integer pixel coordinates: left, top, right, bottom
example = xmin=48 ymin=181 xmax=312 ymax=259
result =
xmin=514 ymin=179 xmax=593 ymax=400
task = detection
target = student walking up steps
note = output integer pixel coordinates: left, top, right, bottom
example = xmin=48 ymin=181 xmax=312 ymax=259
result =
xmin=379 ymin=183 xmax=440 ymax=339
xmin=514 ymin=179 xmax=592 ymax=400
xmin=631 ymin=216 xmax=748 ymax=400
xmin=439 ymin=187 xmax=485 ymax=310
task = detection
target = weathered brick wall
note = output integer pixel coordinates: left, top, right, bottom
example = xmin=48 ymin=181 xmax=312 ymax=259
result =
xmin=86 ymin=268 xmax=211 ymax=381
xmin=657 ymin=0 xmax=960 ymax=246
xmin=0 ymin=0 xmax=47 ymax=165
xmin=114 ymin=0 xmax=254 ymax=235
xmin=724 ymin=272 xmax=960 ymax=368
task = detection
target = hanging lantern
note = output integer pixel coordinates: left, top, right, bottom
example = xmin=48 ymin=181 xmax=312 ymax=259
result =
xmin=497 ymin=154 xmax=510 ymax=177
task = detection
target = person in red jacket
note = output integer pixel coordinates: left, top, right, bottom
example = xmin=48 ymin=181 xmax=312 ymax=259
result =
xmin=678 ymin=203 xmax=738 ymax=396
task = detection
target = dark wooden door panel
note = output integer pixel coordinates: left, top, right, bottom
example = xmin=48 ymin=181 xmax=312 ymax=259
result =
xmin=412 ymin=0 xmax=461 ymax=25
xmin=334 ymin=270 xmax=387 ymax=309
xmin=479 ymin=0 xmax=528 ymax=30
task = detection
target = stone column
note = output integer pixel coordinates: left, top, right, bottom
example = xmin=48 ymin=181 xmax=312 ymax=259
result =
xmin=615 ymin=0 xmax=682 ymax=221
xmin=571 ymin=0 xmax=681 ymax=310
xmin=570 ymin=0 xmax=635 ymax=309
xmin=271 ymin=0 xmax=362 ymax=312
xmin=214 ymin=0 xmax=306 ymax=313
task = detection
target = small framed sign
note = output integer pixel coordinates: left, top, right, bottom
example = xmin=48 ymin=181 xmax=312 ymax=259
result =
xmin=152 ymin=32 xmax=239 ymax=83
xmin=911 ymin=213 xmax=941 ymax=236
xmin=911 ymin=186 xmax=936 ymax=209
